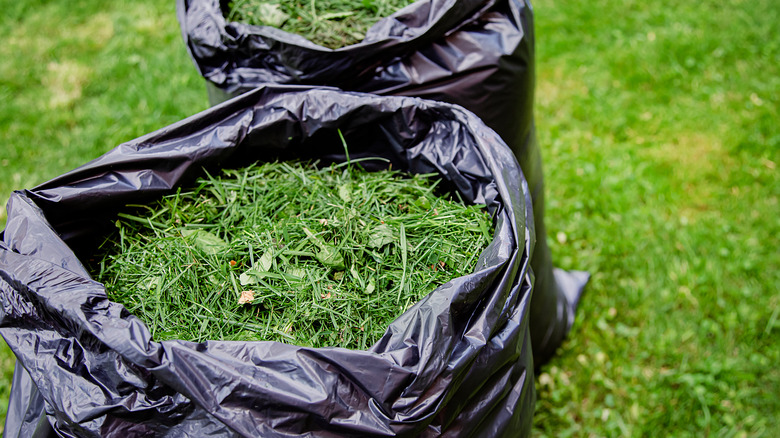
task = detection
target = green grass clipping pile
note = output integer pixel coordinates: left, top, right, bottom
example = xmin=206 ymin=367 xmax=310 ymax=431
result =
xmin=227 ymin=0 xmax=416 ymax=49
xmin=93 ymin=160 xmax=492 ymax=349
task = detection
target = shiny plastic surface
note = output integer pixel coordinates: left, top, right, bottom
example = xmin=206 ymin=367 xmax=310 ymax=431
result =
xmin=177 ymin=0 xmax=588 ymax=367
xmin=1 ymin=86 xmax=535 ymax=437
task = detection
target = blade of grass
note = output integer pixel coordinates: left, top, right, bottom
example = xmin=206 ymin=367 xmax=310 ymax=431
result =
xmin=397 ymin=223 xmax=407 ymax=304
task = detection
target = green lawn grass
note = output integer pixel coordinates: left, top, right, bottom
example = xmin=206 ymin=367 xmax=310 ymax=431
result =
xmin=0 ymin=0 xmax=777 ymax=435
xmin=532 ymin=0 xmax=779 ymax=436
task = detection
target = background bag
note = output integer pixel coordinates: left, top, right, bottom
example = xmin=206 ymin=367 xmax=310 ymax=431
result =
xmin=177 ymin=0 xmax=588 ymax=366
xmin=2 ymin=86 xmax=535 ymax=437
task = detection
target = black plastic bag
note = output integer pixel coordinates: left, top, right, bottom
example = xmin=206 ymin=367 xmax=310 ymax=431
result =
xmin=1 ymin=86 xmax=535 ymax=437
xmin=177 ymin=0 xmax=589 ymax=366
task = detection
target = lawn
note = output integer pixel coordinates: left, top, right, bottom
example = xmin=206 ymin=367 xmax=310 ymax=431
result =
xmin=0 ymin=0 xmax=777 ymax=436
xmin=532 ymin=0 xmax=778 ymax=436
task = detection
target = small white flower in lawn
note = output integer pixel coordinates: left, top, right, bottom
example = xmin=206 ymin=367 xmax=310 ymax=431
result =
xmin=538 ymin=373 xmax=553 ymax=388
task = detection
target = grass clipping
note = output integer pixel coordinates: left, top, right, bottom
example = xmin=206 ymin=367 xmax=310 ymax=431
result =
xmin=94 ymin=161 xmax=492 ymax=349
xmin=227 ymin=0 xmax=416 ymax=49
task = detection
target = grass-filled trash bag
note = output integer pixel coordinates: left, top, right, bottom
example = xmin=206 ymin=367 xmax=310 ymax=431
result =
xmin=1 ymin=86 xmax=535 ymax=437
xmin=177 ymin=0 xmax=589 ymax=367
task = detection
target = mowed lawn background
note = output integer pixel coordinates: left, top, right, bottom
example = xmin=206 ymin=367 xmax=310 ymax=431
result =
xmin=0 ymin=0 xmax=777 ymax=436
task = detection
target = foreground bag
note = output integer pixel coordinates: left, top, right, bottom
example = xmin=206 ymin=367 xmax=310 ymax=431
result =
xmin=1 ymin=86 xmax=535 ymax=437
xmin=178 ymin=0 xmax=588 ymax=366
